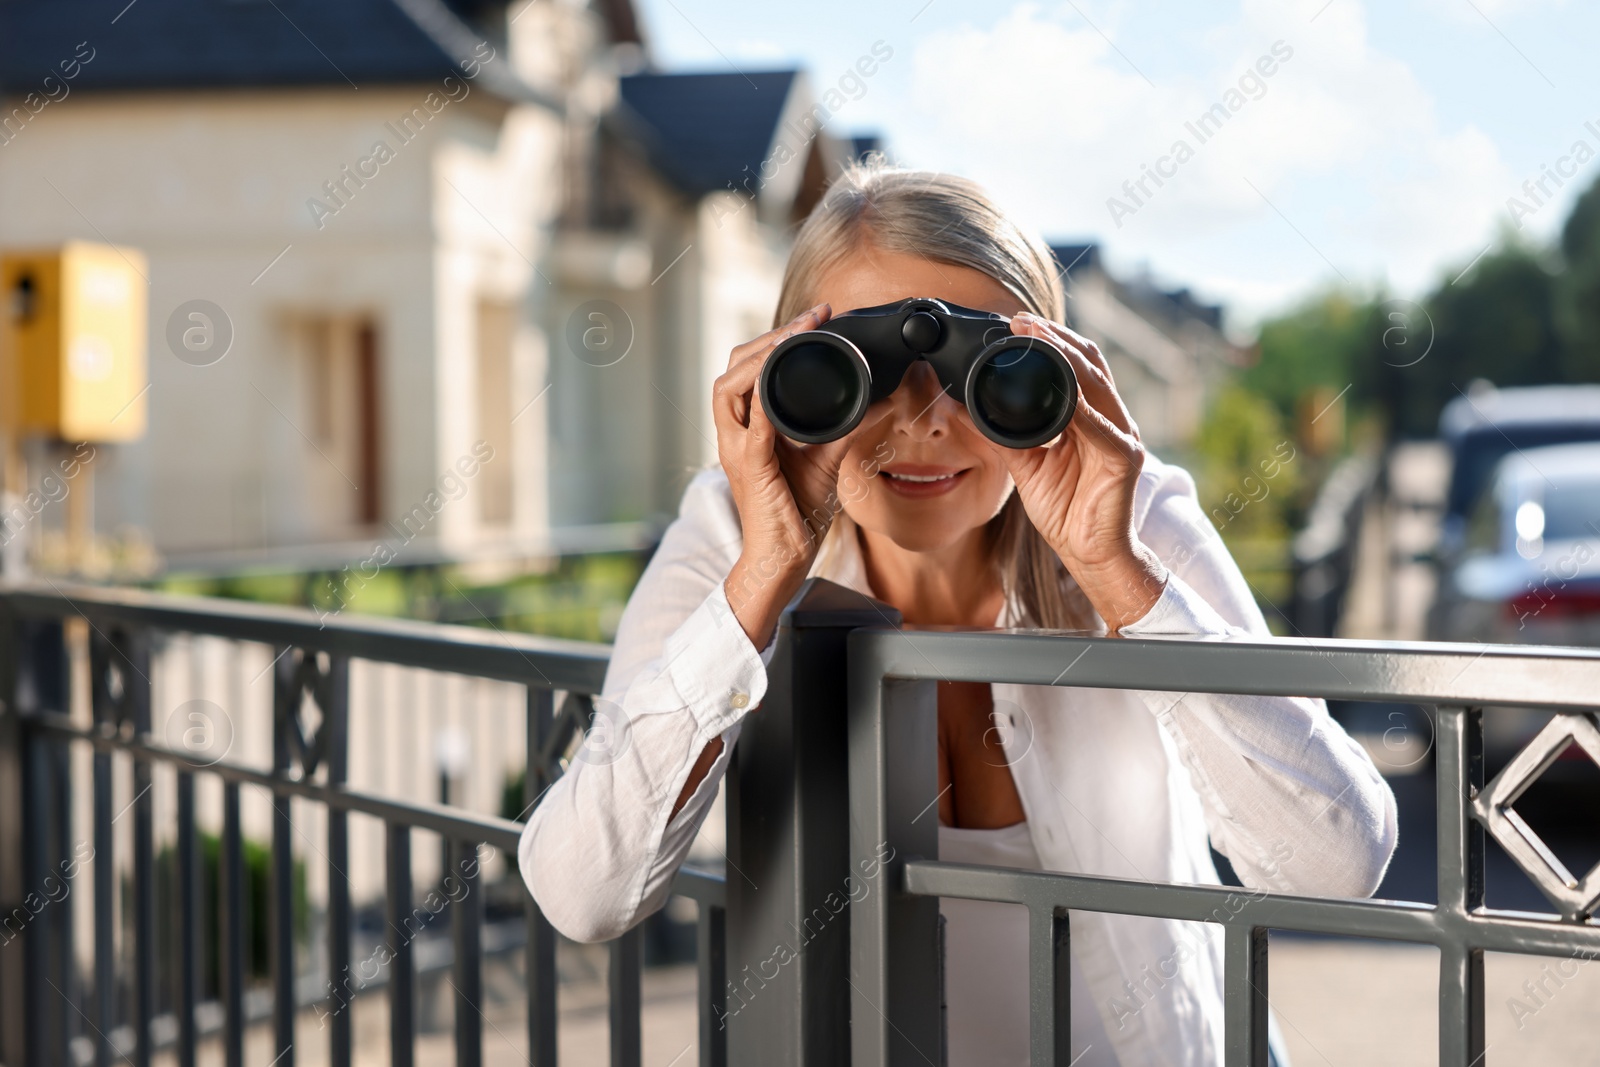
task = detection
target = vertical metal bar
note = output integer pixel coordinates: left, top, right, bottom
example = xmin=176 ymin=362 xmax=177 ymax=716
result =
xmin=54 ymin=713 xmax=77 ymax=1064
xmin=30 ymin=725 xmax=74 ymax=1067
xmin=728 ymin=581 xmax=898 ymax=1067
xmin=271 ymin=648 xmax=297 ymax=1067
xmin=176 ymin=771 xmax=198 ymax=1067
xmin=451 ymin=838 xmax=484 ymax=1067
xmin=52 ymin=703 xmax=76 ymax=1064
xmin=90 ymin=634 xmax=115 ymax=1067
xmin=220 ymin=782 xmax=245 ymax=1067
xmin=1027 ymin=907 xmax=1071 ymax=1067
xmin=698 ymin=904 xmax=727 ymax=1067
xmin=608 ymin=927 xmax=641 ymax=1067
xmin=848 ymin=631 xmax=940 ymax=1067
xmin=0 ymin=600 xmax=27 ymax=1067
xmin=1436 ymin=704 xmax=1486 ymax=1066
xmin=1436 ymin=705 xmax=1485 ymax=912
xmin=1440 ymin=944 xmax=1486 ymax=1067
xmin=386 ymin=823 xmax=415 ymax=1067
xmin=525 ymin=686 xmax=558 ymax=1067
xmin=13 ymin=617 xmax=71 ymax=1067
xmin=325 ymin=653 xmax=352 ymax=1067
xmin=127 ymin=632 xmax=154 ymax=1067
xmin=1223 ymin=925 xmax=1269 ymax=1067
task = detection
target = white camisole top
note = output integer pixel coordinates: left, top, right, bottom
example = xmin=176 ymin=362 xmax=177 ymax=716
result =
xmin=938 ymin=820 xmax=1118 ymax=1067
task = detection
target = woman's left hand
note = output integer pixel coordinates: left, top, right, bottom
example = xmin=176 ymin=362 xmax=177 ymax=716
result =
xmin=981 ymin=312 xmax=1168 ymax=631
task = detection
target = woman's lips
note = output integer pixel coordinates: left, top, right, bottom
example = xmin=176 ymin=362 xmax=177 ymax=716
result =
xmin=877 ymin=466 xmax=970 ymax=498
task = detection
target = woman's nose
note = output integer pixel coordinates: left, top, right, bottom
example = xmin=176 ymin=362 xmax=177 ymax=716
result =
xmin=891 ymin=360 xmax=955 ymax=438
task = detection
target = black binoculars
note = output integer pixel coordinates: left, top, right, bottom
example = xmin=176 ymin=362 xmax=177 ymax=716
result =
xmin=757 ymin=297 xmax=1079 ymax=449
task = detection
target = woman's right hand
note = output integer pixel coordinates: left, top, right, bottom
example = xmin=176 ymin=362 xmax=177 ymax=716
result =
xmin=712 ymin=302 xmax=890 ymax=650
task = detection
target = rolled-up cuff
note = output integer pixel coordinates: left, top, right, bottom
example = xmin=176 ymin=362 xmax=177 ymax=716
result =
xmin=663 ymin=580 xmax=772 ymax=737
xmin=1117 ymin=569 xmax=1239 ymax=637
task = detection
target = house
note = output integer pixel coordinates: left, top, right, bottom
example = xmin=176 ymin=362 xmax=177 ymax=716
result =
xmin=1050 ymin=243 xmax=1245 ymax=453
xmin=546 ymin=68 xmax=858 ymax=536
xmin=0 ymin=0 xmax=864 ymax=578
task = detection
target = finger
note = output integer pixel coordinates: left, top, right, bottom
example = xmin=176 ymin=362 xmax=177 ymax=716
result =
xmin=1010 ymin=313 xmax=1138 ymax=440
xmin=1010 ymin=311 xmax=1114 ymax=384
xmin=1067 ymin=391 xmax=1142 ymax=466
xmin=725 ymin=302 xmax=831 ymax=371
xmin=1018 ymin=313 xmax=1131 ymax=434
xmin=745 ymin=374 xmax=781 ymax=468
xmin=1049 ymin=320 xmax=1115 ymax=381
xmin=715 ymin=303 xmax=834 ymax=432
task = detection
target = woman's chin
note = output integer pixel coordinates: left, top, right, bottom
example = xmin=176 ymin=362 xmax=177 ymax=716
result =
xmin=858 ymin=517 xmax=976 ymax=556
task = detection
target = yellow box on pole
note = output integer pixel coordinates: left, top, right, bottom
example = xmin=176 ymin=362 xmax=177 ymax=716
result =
xmin=2 ymin=241 xmax=148 ymax=442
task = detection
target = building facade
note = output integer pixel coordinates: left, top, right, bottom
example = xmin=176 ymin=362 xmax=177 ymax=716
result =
xmin=0 ymin=0 xmax=857 ymax=577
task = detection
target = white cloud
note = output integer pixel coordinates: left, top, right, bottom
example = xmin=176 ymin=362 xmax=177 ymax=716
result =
xmin=894 ymin=0 xmax=1517 ymax=318
xmin=729 ymin=39 xmax=791 ymax=62
xmin=1415 ymin=0 xmax=1569 ymax=25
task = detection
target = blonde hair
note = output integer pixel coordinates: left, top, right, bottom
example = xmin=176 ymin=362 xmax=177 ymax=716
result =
xmin=774 ymin=159 xmax=1100 ymax=633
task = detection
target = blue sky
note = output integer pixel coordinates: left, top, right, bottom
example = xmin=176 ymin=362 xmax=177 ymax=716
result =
xmin=633 ymin=0 xmax=1600 ymax=331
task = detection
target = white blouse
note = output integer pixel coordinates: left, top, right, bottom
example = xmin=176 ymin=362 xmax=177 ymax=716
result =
xmin=518 ymin=454 xmax=1398 ymax=1067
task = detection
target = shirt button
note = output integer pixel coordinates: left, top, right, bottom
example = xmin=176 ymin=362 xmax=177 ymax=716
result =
xmin=730 ymin=692 xmax=750 ymax=709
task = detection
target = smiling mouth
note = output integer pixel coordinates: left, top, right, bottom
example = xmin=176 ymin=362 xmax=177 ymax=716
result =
xmin=881 ymin=471 xmax=962 ymax=484
xmin=877 ymin=467 xmax=971 ymax=496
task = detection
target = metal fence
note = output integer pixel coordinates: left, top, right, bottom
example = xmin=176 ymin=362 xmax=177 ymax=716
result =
xmin=0 ymin=581 xmax=727 ymax=1067
xmin=4 ymin=577 xmax=1600 ymax=1067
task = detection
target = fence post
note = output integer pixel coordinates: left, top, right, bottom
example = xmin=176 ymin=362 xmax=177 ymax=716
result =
xmin=724 ymin=578 xmax=900 ymax=1067
xmin=0 ymin=600 xmax=26 ymax=1067
xmin=847 ymin=629 xmax=940 ymax=1067
xmin=8 ymin=615 xmax=73 ymax=1067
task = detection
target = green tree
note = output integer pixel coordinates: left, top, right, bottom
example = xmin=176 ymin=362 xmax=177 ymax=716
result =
xmin=1555 ymin=175 xmax=1600 ymax=383
xmin=1398 ymin=241 xmax=1563 ymax=435
xmin=1244 ymin=289 xmax=1376 ymax=429
xmin=1193 ymin=383 xmax=1300 ymax=542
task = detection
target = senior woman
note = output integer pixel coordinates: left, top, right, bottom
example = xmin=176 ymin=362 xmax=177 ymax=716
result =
xmin=519 ymin=161 xmax=1398 ymax=1066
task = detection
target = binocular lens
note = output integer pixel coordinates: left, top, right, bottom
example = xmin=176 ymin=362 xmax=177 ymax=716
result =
xmin=765 ymin=340 xmax=864 ymax=437
xmin=970 ymin=343 xmax=1074 ymax=440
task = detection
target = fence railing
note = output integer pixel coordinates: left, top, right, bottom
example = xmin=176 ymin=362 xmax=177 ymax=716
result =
xmin=0 ymin=581 xmax=726 ymax=1067
xmin=4 ymin=577 xmax=1600 ymax=1067
xmin=843 ymin=600 xmax=1600 ymax=1067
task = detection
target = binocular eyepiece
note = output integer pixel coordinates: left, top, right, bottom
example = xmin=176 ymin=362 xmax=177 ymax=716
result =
xmin=757 ymin=298 xmax=1079 ymax=449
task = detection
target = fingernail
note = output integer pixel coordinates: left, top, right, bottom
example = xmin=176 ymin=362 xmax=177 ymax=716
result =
xmin=1013 ymin=311 xmax=1034 ymax=324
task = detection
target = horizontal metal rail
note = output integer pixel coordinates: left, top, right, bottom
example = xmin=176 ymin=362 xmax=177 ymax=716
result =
xmin=0 ymin=581 xmax=610 ymax=691
xmin=848 ymin=623 xmax=1600 ymax=709
xmin=902 ymin=860 xmax=1600 ymax=958
xmin=846 ymin=625 xmax=1600 ymax=1067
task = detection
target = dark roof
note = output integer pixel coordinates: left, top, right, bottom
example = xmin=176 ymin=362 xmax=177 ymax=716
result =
xmin=850 ymin=134 xmax=884 ymax=162
xmin=1049 ymin=243 xmax=1225 ymax=331
xmin=1049 ymin=243 xmax=1102 ymax=279
xmin=1120 ymin=280 xmax=1224 ymax=331
xmin=0 ymin=0 xmax=557 ymax=107
xmin=615 ymin=70 xmax=801 ymax=196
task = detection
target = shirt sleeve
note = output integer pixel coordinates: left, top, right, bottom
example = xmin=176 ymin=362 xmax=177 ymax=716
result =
xmin=1118 ymin=457 xmax=1399 ymax=899
xmin=517 ymin=466 xmax=769 ymax=943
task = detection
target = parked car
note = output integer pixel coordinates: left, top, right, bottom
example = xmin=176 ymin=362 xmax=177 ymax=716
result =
xmin=1435 ymin=382 xmax=1600 ymax=565
xmin=1427 ymin=441 xmax=1600 ymax=774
